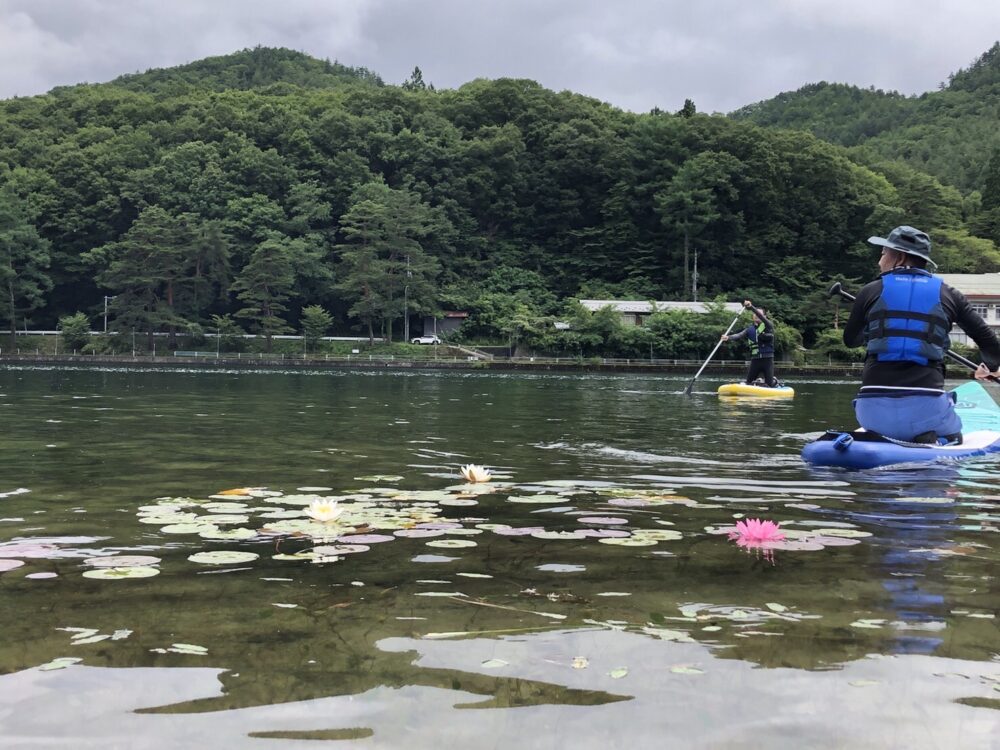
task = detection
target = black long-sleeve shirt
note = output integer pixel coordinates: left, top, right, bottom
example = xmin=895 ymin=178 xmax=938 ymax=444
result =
xmin=842 ymin=273 xmax=1000 ymax=389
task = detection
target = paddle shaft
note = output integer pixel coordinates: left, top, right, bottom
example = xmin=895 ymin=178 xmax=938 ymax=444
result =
xmin=829 ymin=282 xmax=999 ymax=382
xmin=684 ymin=310 xmax=745 ymax=395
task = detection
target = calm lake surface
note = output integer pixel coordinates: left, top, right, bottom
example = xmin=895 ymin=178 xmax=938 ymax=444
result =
xmin=0 ymin=366 xmax=998 ymax=749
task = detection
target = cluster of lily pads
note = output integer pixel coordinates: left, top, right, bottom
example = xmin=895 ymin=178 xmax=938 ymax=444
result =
xmin=125 ymin=483 xmax=693 ymax=567
xmin=0 ymin=475 xmax=881 ymax=582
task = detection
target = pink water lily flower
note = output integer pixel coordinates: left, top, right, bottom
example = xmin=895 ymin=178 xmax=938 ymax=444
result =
xmin=728 ymin=518 xmax=786 ymax=548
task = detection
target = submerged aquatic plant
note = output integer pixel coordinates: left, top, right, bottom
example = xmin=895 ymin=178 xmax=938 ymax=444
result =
xmin=460 ymin=464 xmax=492 ymax=483
xmin=728 ymin=518 xmax=786 ymax=548
xmin=305 ymin=498 xmax=344 ymax=524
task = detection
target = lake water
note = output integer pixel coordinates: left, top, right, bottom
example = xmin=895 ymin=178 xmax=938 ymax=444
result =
xmin=0 ymin=366 xmax=998 ymax=749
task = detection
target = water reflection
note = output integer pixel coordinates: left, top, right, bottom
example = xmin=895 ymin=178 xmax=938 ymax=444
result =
xmin=0 ymin=367 xmax=998 ymax=747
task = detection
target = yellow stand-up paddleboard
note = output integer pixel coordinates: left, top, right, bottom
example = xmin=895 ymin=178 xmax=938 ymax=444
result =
xmin=718 ymin=383 xmax=795 ymax=398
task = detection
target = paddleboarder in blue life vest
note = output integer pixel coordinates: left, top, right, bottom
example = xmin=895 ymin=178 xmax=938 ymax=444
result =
xmin=721 ymin=300 xmax=779 ymax=387
xmin=842 ymin=225 xmax=1000 ymax=444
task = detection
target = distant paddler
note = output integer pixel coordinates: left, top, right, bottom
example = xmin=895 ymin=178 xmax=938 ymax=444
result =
xmin=720 ymin=300 xmax=779 ymax=387
xmin=842 ymin=225 xmax=1000 ymax=444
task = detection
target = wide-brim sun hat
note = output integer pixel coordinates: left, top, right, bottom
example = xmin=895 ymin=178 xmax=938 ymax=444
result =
xmin=867 ymin=225 xmax=936 ymax=269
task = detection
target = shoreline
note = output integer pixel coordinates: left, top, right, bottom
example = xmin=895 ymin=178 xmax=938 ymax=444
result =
xmin=0 ymin=353 xmax=865 ymax=378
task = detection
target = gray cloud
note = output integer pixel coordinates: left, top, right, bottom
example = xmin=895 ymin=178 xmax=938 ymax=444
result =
xmin=0 ymin=0 xmax=997 ymax=112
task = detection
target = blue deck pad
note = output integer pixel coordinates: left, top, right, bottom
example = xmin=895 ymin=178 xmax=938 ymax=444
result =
xmin=802 ymin=382 xmax=1000 ymax=469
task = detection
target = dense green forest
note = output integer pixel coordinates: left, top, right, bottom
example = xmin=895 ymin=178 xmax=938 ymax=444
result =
xmin=731 ymin=43 xmax=1000 ymax=196
xmin=1 ymin=45 xmax=999 ymax=358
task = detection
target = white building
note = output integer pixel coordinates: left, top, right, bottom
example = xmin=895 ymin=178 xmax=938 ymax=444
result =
xmin=579 ymin=300 xmax=744 ymax=327
xmin=937 ymin=274 xmax=1000 ymax=346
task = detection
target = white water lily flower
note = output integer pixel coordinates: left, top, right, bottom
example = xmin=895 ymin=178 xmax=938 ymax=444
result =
xmin=305 ymin=498 xmax=344 ymax=524
xmin=460 ymin=464 xmax=492 ymax=483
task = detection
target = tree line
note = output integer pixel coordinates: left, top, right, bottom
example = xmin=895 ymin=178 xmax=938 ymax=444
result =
xmin=2 ymin=46 xmax=999 ymax=356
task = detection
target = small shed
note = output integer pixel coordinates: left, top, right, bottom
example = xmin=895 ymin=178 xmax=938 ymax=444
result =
xmin=579 ymin=300 xmax=744 ymax=327
xmin=420 ymin=311 xmax=469 ymax=337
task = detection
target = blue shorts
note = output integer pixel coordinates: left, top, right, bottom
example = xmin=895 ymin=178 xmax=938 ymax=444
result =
xmin=853 ymin=389 xmax=962 ymax=441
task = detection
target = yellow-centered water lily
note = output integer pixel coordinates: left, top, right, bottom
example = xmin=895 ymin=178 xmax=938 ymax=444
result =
xmin=460 ymin=464 xmax=492 ymax=483
xmin=305 ymin=498 xmax=344 ymax=523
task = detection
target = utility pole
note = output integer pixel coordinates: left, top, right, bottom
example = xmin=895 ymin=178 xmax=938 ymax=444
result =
xmin=103 ymin=295 xmax=115 ymax=333
xmin=403 ymin=254 xmax=411 ymax=342
xmin=692 ymin=250 xmax=699 ymax=302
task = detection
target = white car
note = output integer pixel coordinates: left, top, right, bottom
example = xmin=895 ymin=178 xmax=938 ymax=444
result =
xmin=411 ymin=335 xmax=442 ymax=345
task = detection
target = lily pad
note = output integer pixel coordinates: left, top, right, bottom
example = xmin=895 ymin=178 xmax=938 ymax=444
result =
xmin=630 ymin=529 xmax=683 ymax=541
xmin=580 ymin=528 xmax=631 ymax=539
xmin=491 ymin=526 xmax=544 ymax=536
xmin=199 ymin=527 xmax=257 ymax=541
xmin=138 ymin=513 xmax=200 ymax=525
xmin=808 ymin=528 xmax=872 ymax=538
xmin=337 ymin=534 xmax=395 ymax=544
xmin=311 ymin=544 xmax=370 ymax=555
xmin=426 ymin=539 xmax=477 ymax=549
xmin=0 ymin=559 xmax=26 ymax=572
xmin=415 ymin=591 xmax=466 ymax=597
xmin=273 ymin=552 xmax=317 ymax=561
xmin=394 ymin=529 xmax=445 ymax=538
xmin=202 ymin=502 xmax=251 ymax=512
xmin=188 ymin=551 xmax=260 ymax=565
xmin=39 ymin=657 xmax=82 ymax=671
xmin=531 ymin=530 xmax=587 ymax=540
xmin=169 ymin=643 xmax=208 ymax=655
xmin=354 ymin=476 xmax=403 ymax=482
xmin=84 ymin=555 xmax=161 ymax=568
xmin=160 ymin=523 xmax=216 ymax=534
xmin=598 ymin=537 xmax=658 ymax=547
xmin=0 ymin=543 xmax=60 ymax=558
xmin=258 ymin=509 xmax=306 ymax=519
xmin=577 ymin=516 xmax=628 ymax=525
xmin=536 ymin=563 xmax=586 ymax=572
xmin=216 ymin=488 xmax=253 ymax=496
xmin=72 ymin=634 xmax=112 ymax=645
xmin=199 ymin=514 xmax=250 ymax=525
xmin=810 ymin=536 xmax=861 ymax=547
xmin=608 ymin=667 xmax=629 ymax=679
xmin=82 ymin=566 xmax=159 ymax=579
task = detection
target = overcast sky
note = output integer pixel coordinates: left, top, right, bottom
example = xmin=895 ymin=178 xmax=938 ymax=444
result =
xmin=1 ymin=0 xmax=997 ymax=113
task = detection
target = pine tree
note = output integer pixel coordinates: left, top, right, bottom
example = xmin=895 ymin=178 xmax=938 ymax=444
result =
xmin=0 ymin=179 xmax=51 ymax=345
xmin=231 ymin=237 xmax=295 ymax=352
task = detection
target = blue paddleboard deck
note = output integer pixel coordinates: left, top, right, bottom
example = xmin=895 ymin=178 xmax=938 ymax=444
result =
xmin=802 ymin=381 xmax=1000 ymax=469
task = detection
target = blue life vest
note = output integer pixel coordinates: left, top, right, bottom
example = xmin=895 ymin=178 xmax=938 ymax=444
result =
xmin=864 ymin=270 xmax=950 ymax=366
xmin=747 ymin=321 xmax=774 ymax=358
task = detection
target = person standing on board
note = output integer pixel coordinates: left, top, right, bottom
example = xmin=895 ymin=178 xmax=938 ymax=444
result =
xmin=721 ymin=300 xmax=779 ymax=387
xmin=842 ymin=225 xmax=1000 ymax=444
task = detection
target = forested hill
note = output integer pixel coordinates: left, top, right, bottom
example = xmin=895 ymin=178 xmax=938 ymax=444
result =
xmin=103 ymin=47 xmax=385 ymax=96
xmin=730 ymin=43 xmax=1000 ymax=194
xmin=1 ymin=47 xmax=998 ymax=355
